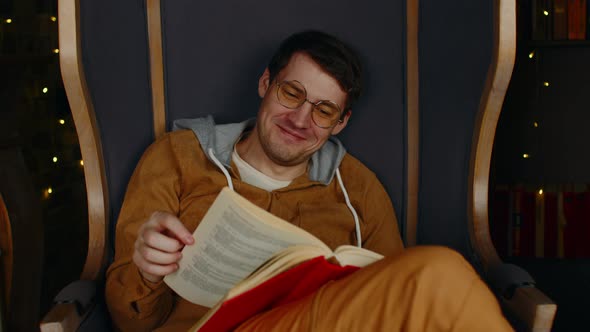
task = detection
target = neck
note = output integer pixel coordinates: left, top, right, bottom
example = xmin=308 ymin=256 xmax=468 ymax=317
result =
xmin=236 ymin=132 xmax=307 ymax=181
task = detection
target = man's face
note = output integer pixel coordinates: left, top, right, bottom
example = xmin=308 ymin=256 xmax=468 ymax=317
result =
xmin=254 ymin=52 xmax=350 ymax=167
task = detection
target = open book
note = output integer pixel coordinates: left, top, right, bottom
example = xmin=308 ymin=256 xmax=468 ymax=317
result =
xmin=164 ymin=187 xmax=383 ymax=331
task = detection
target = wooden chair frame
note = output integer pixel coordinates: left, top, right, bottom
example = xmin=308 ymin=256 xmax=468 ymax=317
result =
xmin=467 ymin=1 xmax=557 ymax=330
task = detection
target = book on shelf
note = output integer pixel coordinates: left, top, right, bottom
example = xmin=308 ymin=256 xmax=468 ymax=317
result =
xmin=568 ymin=0 xmax=587 ymax=40
xmin=553 ymin=0 xmax=568 ymax=39
xmin=163 ymin=187 xmax=383 ymax=332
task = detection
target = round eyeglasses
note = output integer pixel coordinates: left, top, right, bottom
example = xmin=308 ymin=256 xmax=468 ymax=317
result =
xmin=276 ymin=80 xmax=343 ymax=129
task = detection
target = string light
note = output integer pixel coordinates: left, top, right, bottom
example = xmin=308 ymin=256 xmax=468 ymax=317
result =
xmin=59 ymin=119 xmax=65 ymax=125
xmin=529 ymin=51 xmax=535 ymax=59
xmin=52 ymin=156 xmax=58 ymax=163
xmin=43 ymin=187 xmax=53 ymax=199
xmin=543 ymin=10 xmax=549 ymax=16
xmin=523 ymin=153 xmax=530 ymax=159
xmin=53 ymin=48 xmax=60 ymax=54
xmin=533 ymin=121 xmax=539 ymax=128
xmin=80 ymin=160 xmax=84 ymax=166
xmin=543 ymin=82 xmax=550 ymax=87
xmin=5 ymin=18 xmax=12 ymax=24
xmin=51 ymin=16 xmax=57 ymax=22
xmin=42 ymin=87 xmax=48 ymax=93
xmin=538 ymin=189 xmax=544 ymax=195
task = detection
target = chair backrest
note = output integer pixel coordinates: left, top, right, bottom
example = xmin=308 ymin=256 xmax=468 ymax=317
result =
xmin=58 ymin=0 xmax=560 ymax=330
xmin=70 ymin=0 xmax=417 ymax=280
xmin=65 ymin=0 xmax=516 ymax=274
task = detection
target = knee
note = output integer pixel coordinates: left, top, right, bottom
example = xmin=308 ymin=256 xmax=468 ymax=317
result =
xmin=382 ymin=246 xmax=477 ymax=283
xmin=405 ymin=246 xmax=472 ymax=269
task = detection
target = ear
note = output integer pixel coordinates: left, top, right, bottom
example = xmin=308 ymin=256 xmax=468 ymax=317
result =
xmin=330 ymin=110 xmax=351 ymax=135
xmin=258 ymin=68 xmax=271 ymax=98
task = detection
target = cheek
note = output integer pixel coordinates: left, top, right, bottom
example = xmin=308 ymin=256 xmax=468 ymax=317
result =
xmin=309 ymin=128 xmax=332 ymax=146
xmin=259 ymin=100 xmax=289 ymax=119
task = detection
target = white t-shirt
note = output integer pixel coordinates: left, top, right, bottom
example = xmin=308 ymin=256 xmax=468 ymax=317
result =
xmin=232 ymin=149 xmax=292 ymax=191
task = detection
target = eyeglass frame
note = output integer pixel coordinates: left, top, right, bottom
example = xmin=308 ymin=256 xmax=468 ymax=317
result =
xmin=275 ymin=80 xmax=345 ymax=129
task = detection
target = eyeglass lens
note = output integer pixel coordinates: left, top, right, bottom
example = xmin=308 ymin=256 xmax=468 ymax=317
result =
xmin=277 ymin=81 xmax=341 ymax=128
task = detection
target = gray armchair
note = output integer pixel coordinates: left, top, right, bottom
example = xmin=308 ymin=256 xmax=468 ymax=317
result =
xmin=39 ymin=0 xmax=556 ymax=331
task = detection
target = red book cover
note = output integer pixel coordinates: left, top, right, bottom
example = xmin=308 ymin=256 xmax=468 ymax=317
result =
xmin=195 ymin=256 xmax=360 ymax=332
xmin=581 ymin=193 xmax=590 ymax=257
xmin=568 ymin=0 xmax=587 ymax=39
xmin=564 ymin=192 xmax=590 ymax=257
xmin=562 ymin=192 xmax=587 ymax=257
xmin=544 ymin=192 xmax=558 ymax=258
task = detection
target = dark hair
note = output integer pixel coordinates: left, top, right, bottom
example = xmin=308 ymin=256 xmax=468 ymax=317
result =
xmin=267 ymin=30 xmax=363 ymax=111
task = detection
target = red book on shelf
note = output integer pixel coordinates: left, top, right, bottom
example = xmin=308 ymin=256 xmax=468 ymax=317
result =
xmin=544 ymin=192 xmax=559 ymax=258
xmin=563 ymin=192 xmax=590 ymax=257
xmin=568 ymin=0 xmax=587 ymax=40
xmin=192 ymin=257 xmax=360 ymax=332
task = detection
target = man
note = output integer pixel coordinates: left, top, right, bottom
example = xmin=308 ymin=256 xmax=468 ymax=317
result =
xmin=105 ymin=31 xmax=512 ymax=331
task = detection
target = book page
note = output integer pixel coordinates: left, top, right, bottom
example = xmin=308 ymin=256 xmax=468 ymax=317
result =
xmin=164 ymin=188 xmax=328 ymax=307
xmin=228 ymin=245 xmax=326 ymax=297
xmin=333 ymin=245 xmax=384 ymax=267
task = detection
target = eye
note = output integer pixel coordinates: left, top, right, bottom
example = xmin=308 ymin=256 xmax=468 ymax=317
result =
xmin=281 ymin=84 xmax=305 ymax=101
xmin=315 ymin=104 xmax=338 ymax=118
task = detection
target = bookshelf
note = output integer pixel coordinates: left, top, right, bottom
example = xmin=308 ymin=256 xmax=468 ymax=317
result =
xmin=529 ymin=39 xmax=590 ymax=47
xmin=490 ymin=0 xmax=590 ymax=260
xmin=489 ymin=6 xmax=590 ymax=330
xmin=530 ymin=0 xmax=589 ymax=42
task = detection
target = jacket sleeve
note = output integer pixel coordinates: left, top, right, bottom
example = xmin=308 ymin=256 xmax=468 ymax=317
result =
xmin=105 ymin=133 xmax=182 ymax=331
xmin=359 ymin=174 xmax=405 ymax=256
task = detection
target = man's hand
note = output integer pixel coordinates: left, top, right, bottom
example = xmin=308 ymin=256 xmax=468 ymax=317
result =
xmin=133 ymin=211 xmax=195 ymax=283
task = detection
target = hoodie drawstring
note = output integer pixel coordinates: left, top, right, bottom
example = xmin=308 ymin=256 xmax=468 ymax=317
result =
xmin=208 ymin=148 xmax=362 ymax=248
xmin=208 ymin=148 xmax=234 ymax=191
xmin=336 ymin=168 xmax=362 ymax=248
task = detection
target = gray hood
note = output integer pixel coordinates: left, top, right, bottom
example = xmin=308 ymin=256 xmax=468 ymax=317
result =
xmin=173 ymin=116 xmax=346 ymax=185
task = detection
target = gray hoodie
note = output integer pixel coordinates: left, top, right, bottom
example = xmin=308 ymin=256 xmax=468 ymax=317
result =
xmin=172 ymin=116 xmax=347 ymax=185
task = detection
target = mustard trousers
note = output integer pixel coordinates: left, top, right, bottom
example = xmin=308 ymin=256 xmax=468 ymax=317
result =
xmin=237 ymin=246 xmax=513 ymax=331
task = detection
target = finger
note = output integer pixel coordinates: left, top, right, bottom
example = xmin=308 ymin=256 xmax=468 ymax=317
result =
xmin=138 ymin=245 xmax=182 ymax=265
xmin=133 ymin=251 xmax=179 ymax=277
xmin=141 ymin=230 xmax=184 ymax=253
xmin=154 ymin=212 xmax=194 ymax=245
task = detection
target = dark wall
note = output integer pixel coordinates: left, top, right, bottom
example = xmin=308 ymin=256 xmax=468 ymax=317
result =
xmin=418 ymin=0 xmax=493 ymax=255
xmin=80 ymin=0 xmax=153 ymax=235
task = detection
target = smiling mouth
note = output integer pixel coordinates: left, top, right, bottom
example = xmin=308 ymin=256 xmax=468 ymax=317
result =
xmin=276 ymin=124 xmax=306 ymax=141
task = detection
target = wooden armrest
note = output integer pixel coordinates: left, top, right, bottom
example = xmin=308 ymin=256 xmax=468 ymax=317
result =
xmin=501 ymin=286 xmax=557 ymax=332
xmin=39 ymin=280 xmax=98 ymax=332
xmin=40 ymin=303 xmax=83 ymax=332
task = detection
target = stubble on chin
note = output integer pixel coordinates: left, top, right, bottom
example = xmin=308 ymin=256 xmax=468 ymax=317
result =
xmin=258 ymin=129 xmax=308 ymax=166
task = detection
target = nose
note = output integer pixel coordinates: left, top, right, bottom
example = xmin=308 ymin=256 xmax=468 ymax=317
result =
xmin=288 ymin=100 xmax=314 ymax=128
